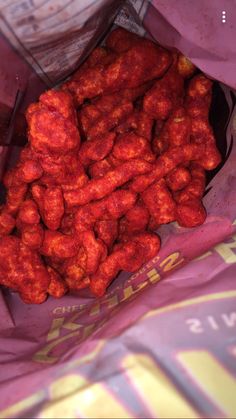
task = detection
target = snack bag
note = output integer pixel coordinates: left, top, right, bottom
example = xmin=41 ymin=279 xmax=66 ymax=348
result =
xmin=0 ymin=1 xmax=236 ymax=418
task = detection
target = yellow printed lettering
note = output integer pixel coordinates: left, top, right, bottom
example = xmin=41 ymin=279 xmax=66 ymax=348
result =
xmin=123 ymin=354 xmax=199 ymax=418
xmin=61 ymin=306 xmax=72 ymax=313
xmin=147 ymin=268 xmax=161 ymax=284
xmin=159 ymin=252 xmax=184 ymax=272
xmin=47 ymin=314 xmax=82 ymax=342
xmin=152 ymin=255 xmax=160 ymax=263
xmin=214 ymin=234 xmax=236 ymax=263
xmin=89 ymin=303 xmax=100 ymax=316
xmin=130 ymin=272 xmax=139 ymax=280
xmin=82 ymin=324 xmax=96 ymax=339
xmin=40 ymin=374 xmax=132 ymax=418
xmin=47 ymin=318 xmax=66 ymax=341
xmin=103 ymin=294 xmax=119 ymax=309
xmin=33 ymin=330 xmax=81 ymax=363
xmin=52 ymin=305 xmax=86 ymax=315
xmin=121 ymin=280 xmax=149 ymax=302
xmin=90 ymin=294 xmax=119 ymax=317
xmin=52 ymin=307 xmax=63 ymax=315
xmin=177 ymin=350 xmax=236 ymax=417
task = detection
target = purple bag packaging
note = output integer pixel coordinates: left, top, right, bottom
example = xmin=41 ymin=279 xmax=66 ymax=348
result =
xmin=0 ymin=1 xmax=235 ymax=417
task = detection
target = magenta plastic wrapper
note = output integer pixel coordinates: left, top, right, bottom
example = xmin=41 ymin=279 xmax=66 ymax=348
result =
xmin=0 ymin=1 xmax=236 ymax=418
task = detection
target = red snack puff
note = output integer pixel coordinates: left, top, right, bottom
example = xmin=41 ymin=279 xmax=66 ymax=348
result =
xmin=103 ymin=189 xmax=137 ymax=219
xmin=185 ymin=74 xmax=212 ymax=119
xmin=177 ymin=54 xmax=196 ymax=78
xmin=107 ymin=154 xmax=123 ymax=168
xmin=92 ymin=85 xmax=150 ymax=113
xmin=176 ymin=198 xmax=207 ymax=228
xmin=78 ymin=105 xmax=100 ymax=136
xmin=119 ymin=82 xmax=154 ymax=102
xmin=63 ymin=159 xmax=152 ymax=207
xmin=199 ymin=142 xmax=221 ymax=171
xmin=142 ymin=179 xmax=176 ymax=225
xmin=35 ymin=154 xmax=64 ymax=179
xmin=85 ymin=47 xmax=112 ymax=67
xmin=0 ymin=209 xmax=15 ymax=235
xmin=190 ymin=118 xmax=221 ymax=170
xmin=32 ymin=185 xmax=64 ymax=230
xmin=35 ymin=151 xmax=82 ymax=185
xmin=89 ymin=158 xmax=113 ymax=179
xmin=17 ymin=159 xmax=43 ymax=183
xmin=105 ymin=43 xmax=171 ymax=91
xmin=63 ymin=246 xmax=87 ymax=288
xmin=112 ymin=132 xmax=155 ymax=162
xmin=19 ymin=145 xmax=36 ymax=162
xmin=44 ymin=256 xmax=64 ymax=275
xmin=79 ymin=99 xmax=111 ymax=133
xmin=21 ymin=224 xmax=44 ymax=250
xmin=0 ymin=236 xmax=50 ymax=304
xmin=87 ymin=100 xmax=133 ymax=140
xmin=66 ymin=275 xmax=90 ymax=291
xmin=190 ymin=118 xmax=214 ymax=144
xmin=79 ymin=132 xmax=116 ymax=167
xmin=64 ymin=48 xmax=117 ymax=105
xmin=131 ymin=232 xmax=161 ymax=261
xmin=61 ymin=171 xmax=89 ymax=192
xmin=41 ymin=230 xmax=78 ymax=259
xmin=175 ymin=163 xmax=206 ymax=203
xmin=64 ymin=41 xmax=171 ymax=104
xmin=155 ymin=120 xmax=165 ymax=137
xmin=74 ymin=190 xmax=137 ymax=233
xmin=130 ymin=143 xmax=205 ymax=193
xmin=106 ymin=27 xmax=141 ymax=53
xmin=5 ymin=183 xmax=28 ymax=215
xmin=152 ymin=129 xmax=169 ymax=155
xmin=31 ymin=183 xmax=44 ymax=209
xmin=89 ymin=242 xmax=129 ymax=296
xmin=60 ymin=212 xmax=75 ymax=235
xmin=165 ymin=107 xmax=191 ymax=146
xmin=135 ymin=111 xmax=154 ymax=141
xmin=78 ymin=231 xmax=107 ymax=275
xmin=187 ymin=74 xmax=212 ymax=99
xmin=143 ymin=69 xmax=184 ymax=120
xmin=88 ymin=155 xmax=124 ymax=182
xmin=116 ymin=110 xmax=153 ymax=141
xmin=119 ymin=202 xmax=150 ymax=241
xmin=166 ymin=165 xmax=191 ymax=192
xmin=148 ymin=216 xmax=160 ymax=231
xmin=47 ymin=266 xmax=68 ymax=298
xmin=18 ymin=199 xmax=40 ymax=225
xmin=72 ymin=47 xmax=109 ymax=80
xmin=26 ymin=90 xmax=80 ymax=155
xmin=62 ymin=49 xmax=116 ymax=106
xmin=81 ymin=86 xmax=151 ymax=139
xmin=43 ymin=186 xmax=64 ymax=230
xmin=3 ymin=167 xmax=20 ymax=189
xmin=94 ymin=219 xmax=118 ymax=249
xmin=90 ymin=232 xmax=160 ymax=297
xmin=74 ymin=205 xmax=95 ymax=234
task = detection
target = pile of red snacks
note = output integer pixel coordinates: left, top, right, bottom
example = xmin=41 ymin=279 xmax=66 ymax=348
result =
xmin=0 ymin=29 xmax=221 ymax=304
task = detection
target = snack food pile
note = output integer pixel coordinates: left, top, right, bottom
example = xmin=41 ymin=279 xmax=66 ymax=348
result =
xmin=0 ymin=29 xmax=221 ymax=304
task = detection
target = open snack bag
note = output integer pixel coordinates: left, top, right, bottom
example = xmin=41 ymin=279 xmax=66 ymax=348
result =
xmin=0 ymin=1 xmax=236 ymax=417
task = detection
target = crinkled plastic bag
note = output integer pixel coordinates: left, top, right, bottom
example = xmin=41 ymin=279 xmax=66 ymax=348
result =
xmin=0 ymin=1 xmax=236 ymax=418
